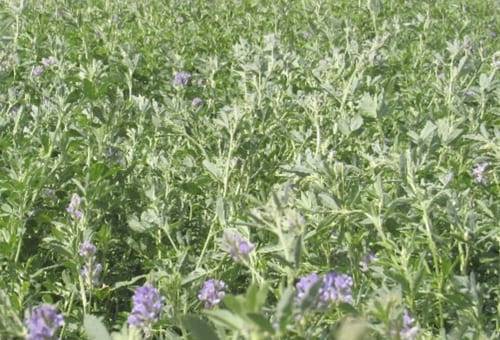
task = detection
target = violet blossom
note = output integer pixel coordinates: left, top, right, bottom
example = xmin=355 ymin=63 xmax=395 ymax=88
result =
xmin=222 ymin=230 xmax=255 ymax=262
xmin=198 ymin=279 xmax=226 ymax=308
xmin=66 ymin=193 xmax=83 ymax=219
xmin=173 ymin=71 xmax=191 ymax=86
xmin=25 ymin=304 xmax=64 ymax=340
xmin=191 ymin=97 xmax=204 ymax=107
xmin=472 ymin=162 xmax=488 ymax=184
xmin=295 ymin=271 xmax=354 ymax=309
xmin=128 ymin=283 xmax=164 ymax=329
xmin=400 ymin=309 xmax=419 ymax=340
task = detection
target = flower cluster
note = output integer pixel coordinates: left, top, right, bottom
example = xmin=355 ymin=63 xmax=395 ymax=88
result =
xmin=79 ymin=240 xmax=96 ymax=258
xmin=79 ymin=240 xmax=102 ymax=287
xmin=25 ymin=304 xmax=64 ymax=340
xmin=191 ymin=97 xmax=204 ymax=107
xmin=472 ymin=162 xmax=488 ymax=184
xmin=296 ymin=271 xmax=353 ymax=309
xmin=222 ymin=230 xmax=255 ymax=262
xmin=41 ymin=56 xmax=56 ymax=67
xmin=173 ymin=71 xmax=192 ymax=86
xmin=81 ymin=263 xmax=103 ymax=286
xmin=295 ymin=273 xmax=321 ymax=304
xmin=66 ymin=193 xmax=83 ymax=220
xmin=128 ymin=283 xmax=164 ymax=329
xmin=32 ymin=65 xmax=44 ymax=77
xmin=31 ymin=56 xmax=56 ymax=77
xmin=400 ymin=309 xmax=419 ymax=340
xmin=198 ymin=279 xmax=226 ymax=308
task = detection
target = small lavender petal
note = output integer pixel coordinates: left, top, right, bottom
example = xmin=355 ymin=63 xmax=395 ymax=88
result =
xmin=222 ymin=230 xmax=255 ymax=262
xmin=400 ymin=309 xmax=419 ymax=340
xmin=41 ymin=57 xmax=56 ymax=67
xmin=128 ymin=283 xmax=164 ymax=329
xmin=79 ymin=240 xmax=97 ymax=258
xmin=198 ymin=279 xmax=226 ymax=308
xmin=295 ymin=273 xmax=320 ymax=305
xmin=238 ymin=239 xmax=255 ymax=256
xmin=25 ymin=304 xmax=64 ymax=340
xmin=331 ymin=273 xmax=353 ymax=304
xmin=319 ymin=273 xmax=336 ymax=305
xmin=173 ymin=71 xmax=192 ymax=86
xmin=32 ymin=66 xmax=44 ymax=77
xmin=80 ymin=262 xmax=102 ymax=286
xmin=192 ymin=97 xmax=204 ymax=107
xmin=66 ymin=193 xmax=83 ymax=219
xmin=296 ymin=271 xmax=354 ymax=309
xmin=472 ymin=162 xmax=488 ymax=184
xmin=359 ymin=252 xmax=376 ymax=272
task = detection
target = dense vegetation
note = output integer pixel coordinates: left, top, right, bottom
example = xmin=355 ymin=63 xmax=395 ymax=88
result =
xmin=0 ymin=0 xmax=498 ymax=339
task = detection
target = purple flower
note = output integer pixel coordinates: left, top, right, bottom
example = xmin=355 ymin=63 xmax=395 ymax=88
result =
xmin=79 ymin=241 xmax=102 ymax=287
xmin=472 ymin=162 xmax=488 ymax=184
xmin=198 ymin=279 xmax=226 ymax=308
xmin=41 ymin=57 xmax=56 ymax=67
xmin=79 ymin=241 xmax=96 ymax=258
xmin=295 ymin=273 xmax=321 ymax=305
xmin=32 ymin=66 xmax=44 ymax=77
xmin=25 ymin=304 xmax=64 ymax=340
xmin=173 ymin=71 xmax=192 ymax=86
xmin=80 ymin=262 xmax=102 ymax=286
xmin=296 ymin=272 xmax=353 ymax=309
xmin=321 ymin=272 xmax=353 ymax=304
xmin=128 ymin=283 xmax=164 ymax=329
xmin=66 ymin=193 xmax=83 ymax=219
xmin=359 ymin=252 xmax=376 ymax=272
xmin=191 ymin=97 xmax=204 ymax=107
xmin=222 ymin=230 xmax=255 ymax=262
xmin=400 ymin=309 xmax=419 ymax=340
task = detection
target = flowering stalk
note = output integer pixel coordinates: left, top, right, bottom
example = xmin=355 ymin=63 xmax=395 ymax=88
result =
xmin=400 ymin=309 xmax=419 ymax=340
xmin=198 ymin=279 xmax=226 ymax=308
xmin=25 ymin=304 xmax=64 ymax=340
xmin=128 ymin=283 xmax=164 ymax=339
xmin=222 ymin=230 xmax=255 ymax=262
xmin=173 ymin=71 xmax=192 ymax=86
xmin=472 ymin=162 xmax=488 ymax=184
xmin=78 ymin=240 xmax=102 ymax=314
xmin=295 ymin=271 xmax=354 ymax=310
xmin=66 ymin=193 xmax=83 ymax=220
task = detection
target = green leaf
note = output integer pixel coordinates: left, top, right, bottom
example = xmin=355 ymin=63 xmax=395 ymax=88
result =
xmin=367 ymin=0 xmax=382 ymax=15
xmin=111 ymin=275 xmax=146 ymax=291
xmin=127 ymin=215 xmax=151 ymax=233
xmin=358 ymin=92 xmax=377 ymax=118
xmin=318 ymin=193 xmax=339 ymax=210
xmin=350 ymin=114 xmax=364 ymax=131
xmin=205 ymin=309 xmax=247 ymax=331
xmin=419 ymin=121 xmax=436 ymax=143
xmin=337 ymin=302 xmax=359 ymax=315
xmin=216 ymin=196 xmax=226 ymax=226
xmin=83 ymin=315 xmax=111 ymax=340
xmin=183 ymin=315 xmax=221 ymax=340
xmin=111 ymin=324 xmax=132 ymax=340
xmin=223 ymin=295 xmax=246 ymax=315
xmin=338 ymin=117 xmax=351 ymax=136
xmin=293 ymin=234 xmax=303 ymax=269
xmin=479 ymin=73 xmax=490 ymax=91
xmin=181 ymin=269 xmax=207 ymax=285
xmin=275 ymin=287 xmax=294 ymax=332
xmin=246 ymin=313 xmax=275 ymax=334
xmin=203 ymin=160 xmax=222 ymax=180
xmin=246 ymin=283 xmax=268 ymax=313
